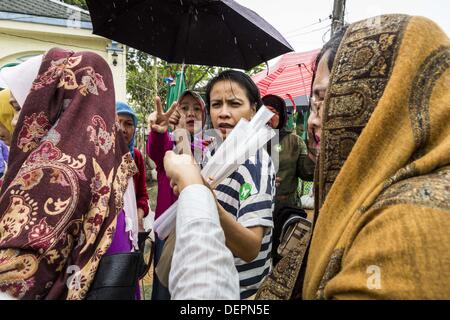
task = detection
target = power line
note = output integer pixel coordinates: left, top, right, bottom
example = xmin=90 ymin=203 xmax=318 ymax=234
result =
xmin=284 ymin=16 xmax=332 ymax=36
xmin=286 ymin=24 xmax=331 ymax=39
xmin=288 ymin=27 xmax=333 ymax=51
xmin=322 ymin=28 xmax=332 ymax=43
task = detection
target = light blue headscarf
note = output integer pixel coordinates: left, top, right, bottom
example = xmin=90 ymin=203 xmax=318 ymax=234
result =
xmin=116 ymin=101 xmax=137 ymax=159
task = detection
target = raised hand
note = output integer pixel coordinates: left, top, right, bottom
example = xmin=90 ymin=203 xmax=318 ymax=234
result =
xmin=168 ymin=108 xmax=182 ymax=131
xmin=148 ymin=96 xmax=179 ymax=133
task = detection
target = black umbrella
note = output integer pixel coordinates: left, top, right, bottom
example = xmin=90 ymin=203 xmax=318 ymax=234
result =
xmin=86 ymin=0 xmax=294 ymax=70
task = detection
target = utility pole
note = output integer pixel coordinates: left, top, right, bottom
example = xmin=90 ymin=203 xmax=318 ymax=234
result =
xmin=331 ymin=0 xmax=346 ymax=36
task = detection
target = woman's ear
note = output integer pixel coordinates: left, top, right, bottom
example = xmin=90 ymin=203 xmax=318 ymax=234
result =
xmin=251 ymin=103 xmax=257 ymax=116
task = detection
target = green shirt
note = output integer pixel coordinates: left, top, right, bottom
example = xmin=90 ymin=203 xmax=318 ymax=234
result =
xmin=274 ymin=132 xmax=315 ymax=206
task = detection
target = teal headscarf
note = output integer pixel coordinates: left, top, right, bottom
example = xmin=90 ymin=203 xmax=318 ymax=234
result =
xmin=116 ymin=101 xmax=137 ymax=159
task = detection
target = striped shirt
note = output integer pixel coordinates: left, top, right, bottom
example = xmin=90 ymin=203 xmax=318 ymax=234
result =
xmin=204 ymin=147 xmax=276 ymax=299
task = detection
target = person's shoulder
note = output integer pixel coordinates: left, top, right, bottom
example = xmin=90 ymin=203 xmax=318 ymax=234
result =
xmin=240 ymin=149 xmax=273 ymax=176
xmin=283 ymin=131 xmax=307 ymax=153
xmin=286 ymin=131 xmax=304 ymax=143
xmin=349 ymin=170 xmax=450 ymax=249
xmin=259 ymin=147 xmax=272 ymax=162
xmin=244 ymin=148 xmax=270 ymax=163
xmin=369 ymin=168 xmax=449 ymax=214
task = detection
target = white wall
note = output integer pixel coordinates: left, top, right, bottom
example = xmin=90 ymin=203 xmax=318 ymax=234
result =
xmin=0 ymin=20 xmax=127 ymax=102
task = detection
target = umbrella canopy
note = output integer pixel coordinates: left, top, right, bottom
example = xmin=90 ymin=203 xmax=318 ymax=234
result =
xmin=86 ymin=0 xmax=294 ymax=70
xmin=252 ymin=49 xmax=320 ymax=100
xmin=165 ymin=71 xmax=186 ymax=111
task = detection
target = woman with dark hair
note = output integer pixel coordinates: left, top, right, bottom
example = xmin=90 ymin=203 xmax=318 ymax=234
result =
xmin=204 ymin=70 xmax=276 ymax=299
xmin=258 ymin=15 xmax=450 ymax=300
xmin=262 ymin=94 xmax=315 ymax=265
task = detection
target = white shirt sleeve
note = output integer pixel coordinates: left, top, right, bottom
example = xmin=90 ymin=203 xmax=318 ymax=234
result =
xmin=169 ymin=184 xmax=240 ymax=300
xmin=123 ymin=177 xmax=139 ymax=251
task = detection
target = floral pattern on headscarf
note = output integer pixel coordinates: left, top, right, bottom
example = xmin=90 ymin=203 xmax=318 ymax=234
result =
xmin=0 ymin=48 xmax=136 ymax=300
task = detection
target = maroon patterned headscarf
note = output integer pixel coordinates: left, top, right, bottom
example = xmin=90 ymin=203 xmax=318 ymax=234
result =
xmin=0 ymin=48 xmax=136 ymax=299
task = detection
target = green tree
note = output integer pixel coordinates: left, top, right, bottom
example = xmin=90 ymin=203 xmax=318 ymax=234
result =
xmin=62 ymin=0 xmax=88 ymax=10
xmin=126 ymin=49 xmax=230 ymax=123
xmin=126 ymin=50 xmax=167 ymax=125
xmin=247 ymin=63 xmax=266 ymax=76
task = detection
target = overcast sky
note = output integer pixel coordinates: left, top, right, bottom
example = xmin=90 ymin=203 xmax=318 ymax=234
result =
xmin=236 ymin=0 xmax=450 ymax=54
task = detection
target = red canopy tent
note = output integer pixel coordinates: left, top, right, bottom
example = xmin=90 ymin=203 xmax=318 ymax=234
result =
xmin=252 ymin=49 xmax=319 ymax=106
xmin=252 ymin=49 xmax=319 ymax=139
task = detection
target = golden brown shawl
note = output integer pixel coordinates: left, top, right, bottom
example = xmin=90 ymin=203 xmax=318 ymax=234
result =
xmin=258 ymin=14 xmax=450 ymax=300
xmin=0 ymin=48 xmax=136 ymax=299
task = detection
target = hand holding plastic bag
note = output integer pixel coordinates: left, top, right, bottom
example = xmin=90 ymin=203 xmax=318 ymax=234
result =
xmin=154 ymin=107 xmax=275 ymax=239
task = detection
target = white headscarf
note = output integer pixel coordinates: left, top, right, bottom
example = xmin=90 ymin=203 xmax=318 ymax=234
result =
xmin=123 ymin=177 xmax=139 ymax=251
xmin=0 ymin=76 xmax=6 ymax=89
xmin=0 ymin=55 xmax=43 ymax=108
